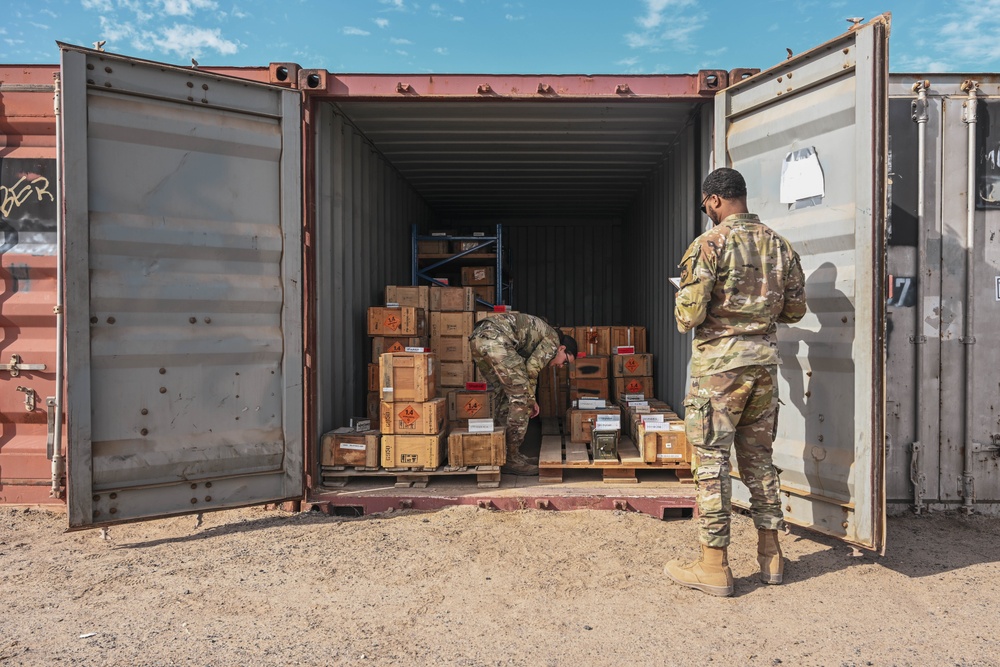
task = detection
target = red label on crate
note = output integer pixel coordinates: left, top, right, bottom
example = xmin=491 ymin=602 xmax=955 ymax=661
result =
xmin=616 ymin=346 xmax=635 ymax=355
xmin=383 ymin=315 xmax=401 ymax=332
xmin=587 ymin=330 xmax=599 ymax=344
xmin=398 ymin=406 xmax=420 ymax=426
xmin=492 ymin=305 xmax=507 ymax=313
xmin=625 ymin=357 xmax=640 ymax=373
xmin=387 ymin=342 xmax=405 ymax=353
xmin=462 ymin=399 xmax=483 ymax=417
xmin=626 ymin=379 xmax=643 ymax=393
xmin=465 ymin=382 xmax=488 ymax=391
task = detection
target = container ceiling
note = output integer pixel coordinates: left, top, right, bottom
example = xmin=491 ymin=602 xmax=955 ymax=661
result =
xmin=335 ymin=100 xmax=701 ymax=219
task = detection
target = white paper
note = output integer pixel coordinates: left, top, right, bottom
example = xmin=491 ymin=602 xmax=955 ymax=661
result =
xmin=643 ymin=422 xmax=671 ymax=431
xmin=779 ymin=147 xmax=825 ymax=204
xmin=468 ymin=419 xmax=495 ymax=433
xmin=657 ymin=453 xmax=682 ymax=459
xmin=578 ymin=398 xmax=607 ymax=409
xmin=340 ymin=443 xmax=366 ymax=451
xmin=641 ymin=414 xmax=665 ymax=423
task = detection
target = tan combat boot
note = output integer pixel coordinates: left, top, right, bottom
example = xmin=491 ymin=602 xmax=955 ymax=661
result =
xmin=757 ymin=529 xmax=783 ymax=584
xmin=664 ymin=545 xmax=734 ymax=597
xmin=501 ymin=450 xmax=538 ymax=476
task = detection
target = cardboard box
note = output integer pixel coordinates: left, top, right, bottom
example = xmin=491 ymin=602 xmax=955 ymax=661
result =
xmin=610 ymin=326 xmax=647 ymax=353
xmin=569 ymin=355 xmax=609 ymax=380
xmin=613 ymin=376 xmax=654 ymax=401
xmin=431 ymin=311 xmax=475 ymax=338
xmin=634 ymin=420 xmax=689 ymax=465
xmin=448 ymin=390 xmax=492 ymax=421
xmin=568 ymin=406 xmax=623 ymax=443
xmin=417 ymin=240 xmax=449 ymax=254
xmin=367 ymin=363 xmax=380 ymax=392
xmin=384 ymin=285 xmax=430 ymax=312
xmin=569 ymin=378 xmax=610 ymax=401
xmin=379 ymin=352 xmax=437 ymax=402
xmin=452 ymin=240 xmax=484 ymax=253
xmin=611 ymin=353 xmax=653 ymax=377
xmin=367 ymin=306 xmax=427 ymax=337
xmin=448 ymin=428 xmax=506 ymax=467
xmin=430 ymin=286 xmax=476 ymax=312
xmin=439 ymin=360 xmax=475 ymax=387
xmin=380 ymin=397 xmax=447 ymax=435
xmin=372 ymin=336 xmax=429 ymax=362
xmin=321 ymin=428 xmax=380 ymax=468
xmin=431 ymin=335 xmax=472 ymax=363
xmin=381 ymin=432 xmax=446 ymax=469
xmin=575 ymin=326 xmax=611 ymax=356
xmin=461 ymin=266 xmax=496 ymax=286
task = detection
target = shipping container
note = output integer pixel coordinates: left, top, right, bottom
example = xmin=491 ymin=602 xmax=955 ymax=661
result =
xmin=0 ymin=18 xmax=904 ymax=552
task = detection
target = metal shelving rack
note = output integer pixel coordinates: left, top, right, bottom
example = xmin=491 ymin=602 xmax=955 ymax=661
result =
xmin=411 ymin=223 xmax=509 ymax=308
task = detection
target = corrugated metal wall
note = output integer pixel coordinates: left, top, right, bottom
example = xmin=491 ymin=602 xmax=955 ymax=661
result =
xmin=621 ymin=117 xmax=704 ymax=413
xmin=0 ymin=66 xmax=61 ymax=505
xmin=314 ymin=103 xmax=432 ymax=437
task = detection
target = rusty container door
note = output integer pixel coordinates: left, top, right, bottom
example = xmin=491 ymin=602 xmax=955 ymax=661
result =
xmin=715 ymin=16 xmax=890 ymax=551
xmin=0 ymin=66 xmax=61 ymax=505
xmin=60 ymin=45 xmax=303 ymax=528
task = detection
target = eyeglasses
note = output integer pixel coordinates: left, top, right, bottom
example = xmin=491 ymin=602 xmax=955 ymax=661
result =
xmin=699 ymin=193 xmax=712 ymax=215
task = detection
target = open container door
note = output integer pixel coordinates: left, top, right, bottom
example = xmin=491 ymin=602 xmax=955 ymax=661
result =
xmin=59 ymin=44 xmax=303 ymax=529
xmin=715 ymin=16 xmax=889 ymax=551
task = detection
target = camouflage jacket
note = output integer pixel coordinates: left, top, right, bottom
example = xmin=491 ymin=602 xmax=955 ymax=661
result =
xmin=473 ymin=313 xmax=560 ymax=393
xmin=675 ymin=213 xmax=806 ymax=377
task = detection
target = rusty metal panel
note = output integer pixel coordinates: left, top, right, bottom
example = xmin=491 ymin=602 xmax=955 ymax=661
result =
xmin=60 ymin=45 xmax=303 ymax=528
xmin=715 ymin=18 xmax=889 ymax=550
xmin=0 ymin=65 xmax=61 ymax=505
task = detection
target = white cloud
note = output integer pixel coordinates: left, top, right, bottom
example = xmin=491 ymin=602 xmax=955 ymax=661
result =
xmin=343 ymin=26 xmax=371 ymax=36
xmin=81 ymin=0 xmax=113 ymax=10
xmin=231 ymin=7 xmax=249 ymax=19
xmin=161 ymin=0 xmax=218 ymax=16
xmin=41 ymin=8 xmax=58 ymax=18
xmin=626 ymin=10 xmax=705 ymax=53
xmin=142 ymin=23 xmax=239 ymax=58
xmin=452 ymin=15 xmax=463 ymax=21
xmin=430 ymin=3 xmax=442 ymax=10
xmin=894 ymin=54 xmax=952 ymax=73
xmin=4 ymin=38 xmax=25 ymax=46
xmin=434 ymin=47 xmax=448 ymax=55
xmin=375 ymin=18 xmax=389 ymax=28
xmin=505 ymin=14 xmax=524 ymax=21
xmin=617 ymin=57 xmax=640 ymax=66
xmin=30 ymin=22 xmax=50 ymax=30
xmin=380 ymin=0 xmax=406 ymax=9
xmin=396 ymin=49 xmax=409 ymax=56
xmin=636 ymin=0 xmax=696 ymax=30
xmin=390 ymin=37 xmax=412 ymax=45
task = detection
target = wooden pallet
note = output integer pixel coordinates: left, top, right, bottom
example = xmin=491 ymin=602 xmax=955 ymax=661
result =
xmin=538 ymin=435 xmax=694 ymax=484
xmin=321 ymin=465 xmax=501 ymax=489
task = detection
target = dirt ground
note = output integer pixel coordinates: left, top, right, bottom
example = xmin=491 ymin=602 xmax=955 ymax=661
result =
xmin=1 ymin=504 xmax=998 ymax=667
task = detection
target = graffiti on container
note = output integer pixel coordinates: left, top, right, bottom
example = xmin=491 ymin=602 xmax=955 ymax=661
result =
xmin=0 ymin=175 xmax=54 ymax=217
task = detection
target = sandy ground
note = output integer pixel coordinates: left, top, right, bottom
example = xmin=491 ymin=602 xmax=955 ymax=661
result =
xmin=1 ymin=504 xmax=998 ymax=667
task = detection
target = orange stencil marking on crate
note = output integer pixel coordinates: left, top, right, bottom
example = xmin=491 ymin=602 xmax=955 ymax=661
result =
xmin=626 ymin=379 xmax=644 ymax=393
xmin=387 ymin=341 xmax=405 ymax=353
xmin=624 ymin=357 xmax=640 ymax=373
xmin=463 ymin=399 xmax=483 ymax=417
xmin=383 ymin=315 xmax=402 ymax=331
xmin=398 ymin=406 xmax=421 ymax=425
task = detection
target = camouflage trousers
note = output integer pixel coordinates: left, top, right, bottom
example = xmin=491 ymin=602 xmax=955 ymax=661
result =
xmin=685 ymin=365 xmax=784 ymax=548
xmin=469 ymin=331 xmax=531 ymax=452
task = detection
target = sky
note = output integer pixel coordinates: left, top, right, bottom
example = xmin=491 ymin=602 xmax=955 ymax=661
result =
xmin=0 ymin=0 xmax=993 ymax=74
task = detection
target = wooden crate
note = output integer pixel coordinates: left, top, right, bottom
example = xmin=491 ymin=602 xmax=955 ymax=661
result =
xmin=576 ymin=326 xmax=611 ymax=356
xmin=366 ymin=392 xmax=380 ymax=420
xmin=613 ymin=376 xmax=654 ymax=401
xmin=568 ymin=406 xmax=622 ymax=443
xmin=470 ymin=285 xmax=495 ymax=304
xmin=431 ymin=334 xmax=472 ymax=363
xmin=635 ymin=421 xmax=690 ymax=465
xmin=320 ymin=428 xmax=380 ymax=468
xmin=384 ymin=285 xmax=430 ymax=311
xmin=379 ymin=352 xmax=437 ymax=402
xmin=439 ymin=360 xmax=475 ymax=387
xmin=430 ymin=311 xmax=475 ymax=338
xmin=569 ymin=355 xmax=609 ymax=379
xmin=610 ymin=326 xmax=647 ymax=353
xmin=448 ymin=428 xmax=505 ymax=467
xmin=372 ymin=336 xmax=429 ymax=362
xmin=430 ymin=286 xmax=475 ymax=312
xmin=461 ymin=266 xmax=495 ymax=286
xmin=381 ymin=431 xmax=446 ymax=469
xmin=367 ymin=363 xmax=379 ymax=391
xmin=611 ymin=353 xmax=653 ymax=377
xmin=538 ymin=387 xmax=569 ymax=418
xmin=448 ymin=390 xmax=492 ymax=420
xmin=417 ymin=240 xmax=449 ymax=254
xmin=452 ymin=240 xmax=483 ymax=253
xmin=367 ymin=306 xmax=427 ymax=337
xmin=380 ymin=397 xmax=447 ymax=435
xmin=569 ymin=378 xmax=609 ymax=402
xmin=537 ymin=434 xmax=694 ymax=485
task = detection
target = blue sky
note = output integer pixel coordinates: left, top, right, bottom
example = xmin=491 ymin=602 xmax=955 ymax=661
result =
xmin=0 ymin=0 xmax=990 ymax=74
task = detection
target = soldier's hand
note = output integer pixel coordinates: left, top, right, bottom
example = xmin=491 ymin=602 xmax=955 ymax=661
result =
xmin=530 ymin=402 xmax=540 ymax=419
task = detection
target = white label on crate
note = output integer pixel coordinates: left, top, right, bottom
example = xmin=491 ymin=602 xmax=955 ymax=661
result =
xmin=627 ymin=400 xmax=649 ymax=407
xmin=468 ymin=419 xmax=495 ymax=433
xmin=339 ymin=443 xmax=366 ymax=451
xmin=578 ymin=398 xmax=607 ymax=410
xmin=623 ymin=393 xmax=645 ymax=401
xmin=657 ymin=453 xmax=683 ymax=459
xmin=634 ymin=405 xmax=651 ymax=414
xmin=643 ymin=422 xmax=671 ymax=432
xmin=595 ymin=416 xmax=621 ymax=430
xmin=382 ymin=387 xmax=394 ymax=393
xmin=641 ymin=414 xmax=665 ymax=423
xmin=405 ymin=347 xmax=427 ymax=353
xmin=386 ymin=302 xmax=400 ymax=308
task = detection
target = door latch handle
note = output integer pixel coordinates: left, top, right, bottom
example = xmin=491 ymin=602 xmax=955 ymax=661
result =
xmin=1 ymin=354 xmax=47 ymax=377
xmin=15 ymin=385 xmax=36 ymax=412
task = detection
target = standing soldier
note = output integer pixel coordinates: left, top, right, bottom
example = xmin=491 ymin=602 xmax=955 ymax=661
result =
xmin=666 ymin=168 xmax=806 ymax=597
xmin=469 ymin=313 xmax=577 ymax=475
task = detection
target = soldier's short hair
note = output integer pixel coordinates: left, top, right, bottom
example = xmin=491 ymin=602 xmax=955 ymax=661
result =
xmin=559 ymin=332 xmax=578 ymax=358
xmin=702 ymin=168 xmax=747 ymax=200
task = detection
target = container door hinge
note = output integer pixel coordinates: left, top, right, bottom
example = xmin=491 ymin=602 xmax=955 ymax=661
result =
xmin=960 ymin=336 xmax=976 ymax=345
xmin=15 ymin=385 xmax=36 ymax=412
xmin=0 ymin=354 xmax=47 ymax=377
xmin=909 ymin=335 xmax=926 ymax=344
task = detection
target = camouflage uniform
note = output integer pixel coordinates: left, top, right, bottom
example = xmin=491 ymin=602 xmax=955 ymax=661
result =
xmin=469 ymin=313 xmax=559 ymax=456
xmin=675 ymin=212 xmax=806 ymax=548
